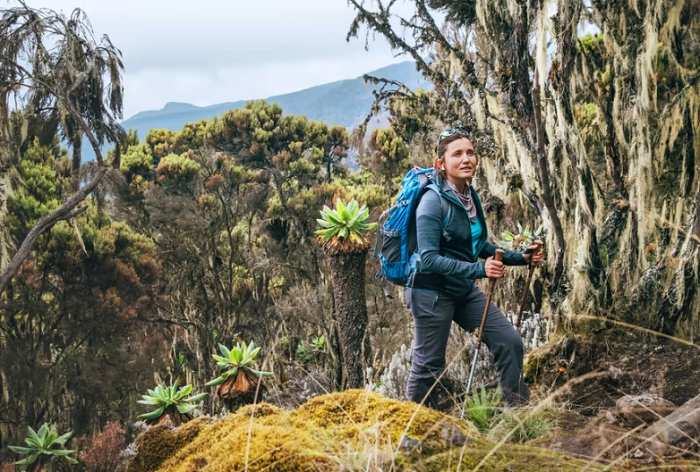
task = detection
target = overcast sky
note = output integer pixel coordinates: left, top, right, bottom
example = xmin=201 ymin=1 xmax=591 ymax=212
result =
xmin=12 ymin=1 xmax=407 ymax=119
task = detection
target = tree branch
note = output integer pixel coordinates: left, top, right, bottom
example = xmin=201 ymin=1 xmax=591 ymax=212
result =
xmin=347 ymin=0 xmax=449 ymax=89
xmin=0 ymin=54 xmax=107 ymax=165
xmin=0 ymin=165 xmax=107 ymax=293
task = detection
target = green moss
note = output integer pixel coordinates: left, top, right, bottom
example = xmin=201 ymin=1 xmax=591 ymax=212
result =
xmin=574 ymin=102 xmax=598 ymax=130
xmin=523 ymin=345 xmax=557 ymax=383
xmin=126 ymin=417 xmax=209 ymax=472
xmin=577 ymin=33 xmax=604 ymax=56
xmin=138 ymin=390 xmax=600 ymax=472
xmin=159 ymin=402 xmax=333 ymax=472
xmin=599 ymin=245 xmax=609 ymax=267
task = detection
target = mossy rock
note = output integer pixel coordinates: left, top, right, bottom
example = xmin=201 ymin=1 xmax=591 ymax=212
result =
xmin=126 ymin=417 xmax=211 ymax=472
xmin=127 ymin=390 xmax=605 ymax=471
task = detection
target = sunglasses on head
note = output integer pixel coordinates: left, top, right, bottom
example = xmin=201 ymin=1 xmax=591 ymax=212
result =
xmin=437 ymin=128 xmax=470 ymax=148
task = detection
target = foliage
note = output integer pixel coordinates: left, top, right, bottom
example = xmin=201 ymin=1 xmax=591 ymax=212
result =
xmin=311 ymin=335 xmax=325 ymax=354
xmin=205 ymin=341 xmax=272 ymax=387
xmin=8 ymin=423 xmax=78 ymax=466
xmin=0 ymin=2 xmax=127 ymax=297
xmin=156 ymin=153 xmax=201 ymax=182
xmin=0 ymin=3 xmax=125 ymax=163
xmin=112 ymin=100 xmax=364 ymax=399
xmin=138 ymin=382 xmax=206 ymax=424
xmin=121 ymin=144 xmax=155 ymax=194
xmin=500 ymin=222 xmax=544 ymax=251
xmin=78 ymin=422 xmax=127 ymax=472
xmin=490 ymin=410 xmax=555 ymax=444
xmin=0 ymin=132 xmax=163 ymax=448
xmin=464 ymin=386 xmax=502 ymax=433
xmin=4 ymin=138 xmax=67 ymax=234
xmin=316 ymin=199 xmax=377 ymax=245
xmin=364 ymin=128 xmax=412 ymax=193
xmin=577 ymin=33 xmax=605 ymax=57
xmin=296 ymin=341 xmax=310 ymax=364
xmin=573 ymin=102 xmax=598 ymax=130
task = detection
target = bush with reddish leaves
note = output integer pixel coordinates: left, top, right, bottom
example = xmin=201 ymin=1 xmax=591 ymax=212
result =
xmin=0 ymin=462 xmax=16 ymax=472
xmin=78 ymin=422 xmax=127 ymax=472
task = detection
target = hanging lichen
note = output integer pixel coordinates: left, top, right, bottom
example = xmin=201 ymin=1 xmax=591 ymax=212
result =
xmin=347 ymin=0 xmax=700 ymax=336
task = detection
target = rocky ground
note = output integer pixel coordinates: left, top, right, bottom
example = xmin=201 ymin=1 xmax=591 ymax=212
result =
xmin=522 ymin=322 xmax=700 ymax=469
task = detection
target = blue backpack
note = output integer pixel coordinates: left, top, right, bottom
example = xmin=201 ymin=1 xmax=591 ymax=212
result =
xmin=374 ymin=167 xmax=450 ymax=286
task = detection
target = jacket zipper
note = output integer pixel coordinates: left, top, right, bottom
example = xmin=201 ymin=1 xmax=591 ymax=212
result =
xmin=440 ymin=189 xmax=488 ymax=257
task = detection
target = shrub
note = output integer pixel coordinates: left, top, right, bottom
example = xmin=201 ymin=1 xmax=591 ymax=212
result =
xmin=79 ymin=422 xmax=127 ymax=472
xmin=464 ymin=386 xmax=502 ymax=433
xmin=489 ymin=409 xmax=555 ymax=443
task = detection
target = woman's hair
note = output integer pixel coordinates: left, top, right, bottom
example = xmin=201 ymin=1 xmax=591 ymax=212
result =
xmin=433 ymin=133 xmax=473 ymax=180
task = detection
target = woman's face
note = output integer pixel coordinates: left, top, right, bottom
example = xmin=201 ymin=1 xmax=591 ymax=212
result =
xmin=442 ymin=137 xmax=477 ymax=181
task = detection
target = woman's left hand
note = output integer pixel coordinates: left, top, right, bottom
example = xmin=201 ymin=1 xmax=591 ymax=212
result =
xmin=523 ymin=245 xmax=543 ymax=264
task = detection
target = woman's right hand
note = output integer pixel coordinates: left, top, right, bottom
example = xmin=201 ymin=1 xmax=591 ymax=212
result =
xmin=484 ymin=257 xmax=505 ymax=278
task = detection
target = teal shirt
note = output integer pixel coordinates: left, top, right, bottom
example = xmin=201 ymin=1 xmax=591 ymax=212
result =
xmin=470 ymin=217 xmax=483 ymax=256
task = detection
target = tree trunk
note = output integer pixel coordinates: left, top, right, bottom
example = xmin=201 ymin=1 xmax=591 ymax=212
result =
xmin=327 ymin=248 xmax=369 ymax=389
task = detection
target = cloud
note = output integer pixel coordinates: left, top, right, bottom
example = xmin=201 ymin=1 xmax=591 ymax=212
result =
xmin=14 ymin=0 xmax=414 ymax=117
xmin=121 ymin=55 xmax=405 ymax=119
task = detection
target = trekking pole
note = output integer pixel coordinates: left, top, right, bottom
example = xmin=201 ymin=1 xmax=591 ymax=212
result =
xmin=515 ymin=240 xmax=543 ymax=328
xmin=462 ymin=249 xmax=504 ymax=419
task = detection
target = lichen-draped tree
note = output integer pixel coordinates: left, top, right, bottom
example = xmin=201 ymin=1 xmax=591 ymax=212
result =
xmin=0 ymin=3 xmax=126 ymax=293
xmin=348 ymin=0 xmax=700 ymax=337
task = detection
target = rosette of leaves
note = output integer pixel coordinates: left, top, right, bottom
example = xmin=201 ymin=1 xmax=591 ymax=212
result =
xmin=312 ymin=335 xmax=325 ymax=354
xmin=297 ymin=341 xmax=310 ymax=364
xmin=501 ymin=222 xmax=543 ymax=251
xmin=206 ymin=340 xmax=272 ymax=409
xmin=315 ymin=199 xmax=377 ymax=254
xmin=137 ymin=381 xmax=206 ymax=426
xmin=464 ymin=386 xmax=502 ymax=433
xmin=8 ymin=423 xmax=78 ymax=468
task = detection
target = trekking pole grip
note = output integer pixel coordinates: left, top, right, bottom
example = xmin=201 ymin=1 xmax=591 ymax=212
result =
xmin=529 ymin=240 xmax=543 ymax=267
xmin=493 ymin=249 xmax=506 ymax=262
xmin=495 ymin=248 xmax=505 ymax=262
xmin=489 ymin=248 xmax=504 ymax=288
xmin=516 ymin=240 xmax=543 ymax=328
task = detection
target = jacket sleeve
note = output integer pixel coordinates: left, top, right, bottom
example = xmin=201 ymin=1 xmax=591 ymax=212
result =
xmin=479 ymin=241 xmax=528 ymax=266
xmin=416 ymin=190 xmax=487 ymax=279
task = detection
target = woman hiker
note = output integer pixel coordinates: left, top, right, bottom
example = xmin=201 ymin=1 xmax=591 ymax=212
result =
xmin=405 ymin=127 xmax=543 ymax=409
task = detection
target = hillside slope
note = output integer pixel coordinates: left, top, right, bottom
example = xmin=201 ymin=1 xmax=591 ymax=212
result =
xmin=82 ymin=61 xmax=428 ymax=161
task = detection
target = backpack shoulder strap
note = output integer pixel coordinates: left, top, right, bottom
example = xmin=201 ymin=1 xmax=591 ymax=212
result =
xmin=424 ymin=182 xmax=450 ymax=227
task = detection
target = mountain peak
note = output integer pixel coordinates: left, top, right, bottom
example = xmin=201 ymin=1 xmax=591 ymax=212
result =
xmin=162 ymin=102 xmax=197 ymax=112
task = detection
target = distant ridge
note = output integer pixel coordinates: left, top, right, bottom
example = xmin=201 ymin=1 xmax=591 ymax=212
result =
xmin=81 ymin=61 xmax=429 ymax=161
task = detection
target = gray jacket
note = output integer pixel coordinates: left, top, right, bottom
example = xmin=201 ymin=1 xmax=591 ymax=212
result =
xmin=410 ymin=176 xmax=527 ymax=299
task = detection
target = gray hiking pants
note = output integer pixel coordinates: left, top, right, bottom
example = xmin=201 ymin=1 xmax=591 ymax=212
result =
xmin=405 ymin=285 xmax=528 ymax=409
